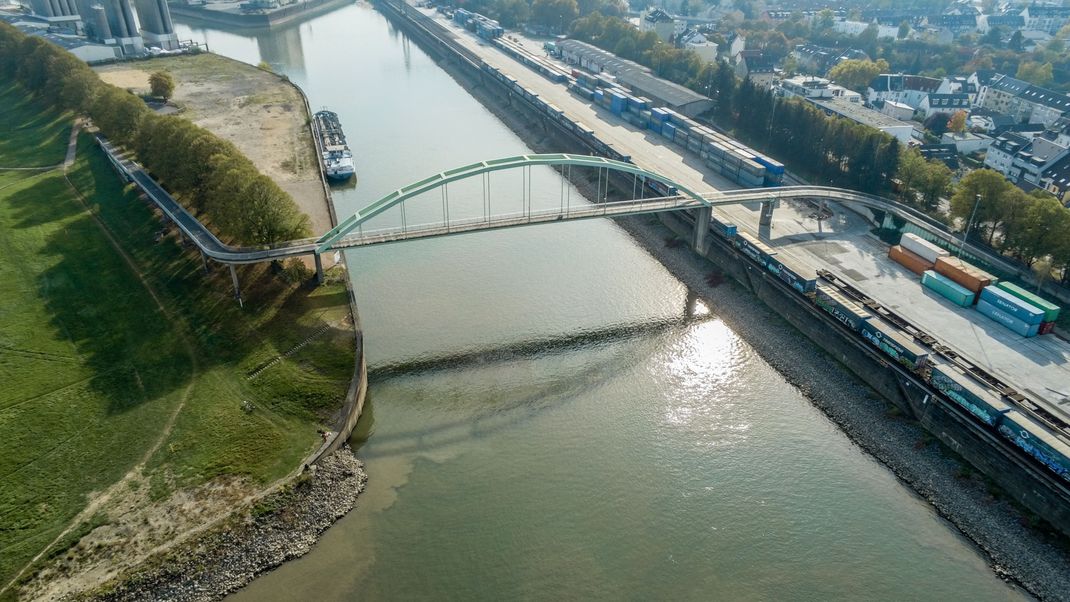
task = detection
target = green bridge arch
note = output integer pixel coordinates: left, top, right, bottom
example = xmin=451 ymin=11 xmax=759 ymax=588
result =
xmin=315 ymin=153 xmax=708 ymax=254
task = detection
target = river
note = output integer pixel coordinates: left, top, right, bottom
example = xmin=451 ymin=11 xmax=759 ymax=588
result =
xmin=173 ymin=4 xmax=1025 ymax=599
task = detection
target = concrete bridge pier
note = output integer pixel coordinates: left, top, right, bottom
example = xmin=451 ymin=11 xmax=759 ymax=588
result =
xmin=759 ymin=200 xmax=776 ymax=228
xmin=229 ymin=264 xmax=243 ymax=308
xmin=692 ymin=206 xmax=711 ymax=253
xmin=314 ymin=252 xmax=324 ymax=285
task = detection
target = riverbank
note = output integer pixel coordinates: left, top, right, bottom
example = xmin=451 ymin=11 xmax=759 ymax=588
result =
xmin=616 ymin=213 xmax=1070 ymax=600
xmin=76 ymin=449 xmax=365 ymax=602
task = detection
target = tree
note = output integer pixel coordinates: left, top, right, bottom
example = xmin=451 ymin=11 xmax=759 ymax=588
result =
xmin=1016 ymin=61 xmax=1054 ymax=86
xmin=149 ymin=70 xmax=175 ymax=100
xmin=897 ymin=20 xmax=910 ymax=40
xmin=827 ymin=58 xmax=889 ymax=92
xmin=919 ymin=160 xmax=953 ymax=210
xmin=948 ymin=110 xmax=967 ymax=134
xmin=857 ymin=23 xmax=879 ymax=58
xmin=924 ymin=112 xmax=952 ymax=136
xmin=950 ymin=169 xmax=1012 ymax=244
xmin=531 ymin=0 xmax=578 ymax=33
xmin=1009 ymin=30 xmax=1024 ymax=51
xmin=981 ymin=25 xmax=1003 ymax=47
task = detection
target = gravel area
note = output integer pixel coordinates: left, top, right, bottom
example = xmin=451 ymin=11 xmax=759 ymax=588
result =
xmin=80 ymin=450 xmax=366 ymax=602
xmin=617 ymin=213 xmax=1070 ymax=601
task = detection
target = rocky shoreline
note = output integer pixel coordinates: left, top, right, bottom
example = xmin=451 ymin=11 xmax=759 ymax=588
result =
xmin=616 ymin=213 xmax=1070 ymax=601
xmin=79 ymin=450 xmax=366 ymax=602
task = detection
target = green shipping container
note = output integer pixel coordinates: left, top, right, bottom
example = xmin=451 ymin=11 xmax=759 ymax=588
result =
xmin=921 ymin=270 xmax=973 ymax=307
xmin=995 ymin=282 xmax=1061 ymax=322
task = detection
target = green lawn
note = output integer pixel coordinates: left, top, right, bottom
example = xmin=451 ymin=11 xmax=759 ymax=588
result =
xmin=0 ymin=82 xmax=71 ymax=167
xmin=0 ymin=85 xmax=355 ymax=593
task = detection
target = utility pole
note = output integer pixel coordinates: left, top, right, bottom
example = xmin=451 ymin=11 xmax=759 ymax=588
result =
xmin=958 ymin=193 xmax=981 ymax=258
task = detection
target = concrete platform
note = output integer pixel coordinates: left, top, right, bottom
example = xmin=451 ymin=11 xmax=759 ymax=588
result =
xmin=428 ymin=8 xmax=1070 ymax=427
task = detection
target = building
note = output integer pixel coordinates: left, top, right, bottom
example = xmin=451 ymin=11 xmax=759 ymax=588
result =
xmin=1012 ymin=135 xmax=1070 ymax=185
xmin=777 ymin=75 xmax=860 ymax=102
xmin=808 ymin=96 xmax=916 ymax=144
xmin=677 ymin=29 xmax=717 ymax=63
xmin=866 ymin=73 xmax=946 ymax=109
xmin=977 ymin=73 xmax=1031 ymax=117
xmin=734 ymin=51 xmax=777 ymax=88
xmin=984 ymin=132 xmax=1031 ymax=177
xmin=640 ymin=8 xmax=676 ymax=42
xmin=940 ymin=131 xmax=992 ymax=154
xmin=557 ymin=39 xmax=713 ymax=117
xmin=1018 ymin=84 xmax=1070 ymax=127
xmin=1020 ymin=5 xmax=1070 ymax=34
xmin=0 ymin=13 xmax=124 ymax=61
xmin=1037 ymin=153 xmax=1070 ymax=202
xmin=133 ymin=0 xmax=177 ymax=49
xmin=978 ymin=13 xmax=1024 ymax=33
xmin=791 ymin=44 xmax=868 ymax=74
xmin=880 ymin=100 xmax=914 ymax=121
xmin=918 ymin=143 xmax=959 ymax=168
xmin=917 ymin=93 xmax=971 ymax=118
xmin=924 ymin=13 xmax=978 ymax=35
xmin=723 ymin=31 xmax=745 ymax=63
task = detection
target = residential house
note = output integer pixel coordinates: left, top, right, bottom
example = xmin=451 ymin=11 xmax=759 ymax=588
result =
xmin=978 ymin=13 xmax=1024 ymax=33
xmin=677 ymin=29 xmax=717 ymax=63
xmin=917 ymin=93 xmax=971 ymax=118
xmin=1011 ymin=135 xmax=1070 ymax=185
xmin=984 ymin=132 xmax=1031 ymax=177
xmin=735 ymin=50 xmax=777 ymax=88
xmin=940 ymin=132 xmax=992 ymax=154
xmin=1037 ymin=154 xmax=1070 ymax=202
xmin=640 ymin=9 xmax=676 ymax=42
xmin=723 ymin=32 xmax=745 ymax=63
xmin=924 ymin=13 xmax=978 ymax=35
xmin=977 ymin=74 xmax=1031 ymax=118
xmin=791 ymin=44 xmax=868 ymax=74
xmin=1020 ymin=5 xmax=1070 ymax=34
xmin=866 ymin=73 xmax=946 ymax=109
xmin=880 ymin=100 xmax=914 ymax=121
xmin=919 ymin=144 xmax=959 ymax=169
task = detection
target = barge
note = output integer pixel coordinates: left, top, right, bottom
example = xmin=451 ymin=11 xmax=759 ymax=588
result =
xmin=313 ymin=109 xmax=355 ymax=181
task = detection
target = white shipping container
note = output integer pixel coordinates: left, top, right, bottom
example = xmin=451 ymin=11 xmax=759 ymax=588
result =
xmin=900 ymin=233 xmax=949 ymax=264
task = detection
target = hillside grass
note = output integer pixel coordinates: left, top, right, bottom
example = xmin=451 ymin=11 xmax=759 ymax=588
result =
xmin=0 ymin=82 xmax=72 ymax=167
xmin=0 ymin=85 xmax=355 ymax=593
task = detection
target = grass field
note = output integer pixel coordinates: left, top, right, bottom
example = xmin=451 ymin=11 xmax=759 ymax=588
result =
xmin=0 ymin=83 xmax=72 ymax=167
xmin=0 ymin=84 xmax=355 ymax=596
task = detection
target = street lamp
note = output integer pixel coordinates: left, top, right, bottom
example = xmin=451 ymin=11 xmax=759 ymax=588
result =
xmin=958 ymin=193 xmax=981 ymax=258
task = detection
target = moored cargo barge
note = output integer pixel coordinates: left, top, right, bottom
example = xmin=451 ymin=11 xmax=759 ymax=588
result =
xmin=313 ymin=109 xmax=355 ymax=181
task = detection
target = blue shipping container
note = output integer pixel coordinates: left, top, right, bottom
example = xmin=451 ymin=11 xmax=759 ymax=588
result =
xmin=859 ymin=319 xmax=928 ymax=370
xmin=998 ymin=410 xmax=1070 ymax=481
xmin=766 ymin=257 xmax=817 ymax=294
xmin=661 ymin=123 xmax=676 ymax=140
xmin=979 ymin=286 xmax=1045 ymax=325
xmin=976 ymin=299 xmax=1041 ymax=337
xmin=929 ymin=365 xmax=1010 ymax=426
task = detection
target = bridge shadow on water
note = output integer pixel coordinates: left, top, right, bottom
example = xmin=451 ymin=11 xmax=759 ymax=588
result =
xmin=354 ymin=298 xmax=713 ymax=460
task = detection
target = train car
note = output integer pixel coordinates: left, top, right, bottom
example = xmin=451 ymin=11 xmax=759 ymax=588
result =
xmin=814 ymin=285 xmax=872 ymax=332
xmin=859 ymin=317 xmax=928 ymax=371
xmin=929 ymin=363 xmax=1012 ymax=427
xmin=766 ymin=255 xmax=818 ymax=294
xmin=711 ymin=216 xmax=737 ymax=238
xmin=997 ymin=410 xmax=1070 ymax=482
xmin=734 ymin=231 xmax=777 ymax=269
xmin=645 ymin=178 xmax=678 ymax=196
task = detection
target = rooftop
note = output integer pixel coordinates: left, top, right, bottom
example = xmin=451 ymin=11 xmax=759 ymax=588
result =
xmin=1019 ymin=84 xmax=1070 ymax=112
xmin=809 ymin=96 xmax=915 ymax=130
xmin=558 ymin=39 xmax=710 ymax=108
xmin=989 ymin=73 xmax=1031 ymax=96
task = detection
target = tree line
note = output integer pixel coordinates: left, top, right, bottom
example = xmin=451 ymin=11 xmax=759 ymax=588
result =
xmin=0 ymin=23 xmax=310 ymax=246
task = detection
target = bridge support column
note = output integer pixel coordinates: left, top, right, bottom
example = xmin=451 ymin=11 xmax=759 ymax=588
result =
xmin=759 ymin=200 xmax=776 ymax=228
xmin=314 ymin=252 xmax=324 ymax=285
xmin=692 ymin=207 xmax=711 ymax=253
xmin=229 ymin=264 xmax=243 ymax=308
xmin=200 ymin=250 xmax=210 ymax=275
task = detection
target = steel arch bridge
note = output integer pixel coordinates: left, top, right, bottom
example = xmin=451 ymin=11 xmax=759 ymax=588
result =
xmin=313 ymin=153 xmax=710 ymax=254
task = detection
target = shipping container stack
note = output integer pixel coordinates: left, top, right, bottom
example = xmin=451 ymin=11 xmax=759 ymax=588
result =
xmin=996 ymin=282 xmax=1061 ymax=335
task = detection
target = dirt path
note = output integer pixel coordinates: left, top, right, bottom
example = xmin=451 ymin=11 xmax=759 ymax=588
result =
xmin=1 ymin=123 xmax=201 ymax=597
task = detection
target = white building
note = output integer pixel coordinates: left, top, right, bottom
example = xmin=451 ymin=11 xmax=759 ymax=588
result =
xmin=880 ymin=100 xmax=914 ymax=121
xmin=940 ymin=132 xmax=992 ymax=155
xmin=809 ymin=96 xmax=916 ymax=144
xmin=776 ymin=75 xmax=861 ymax=102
